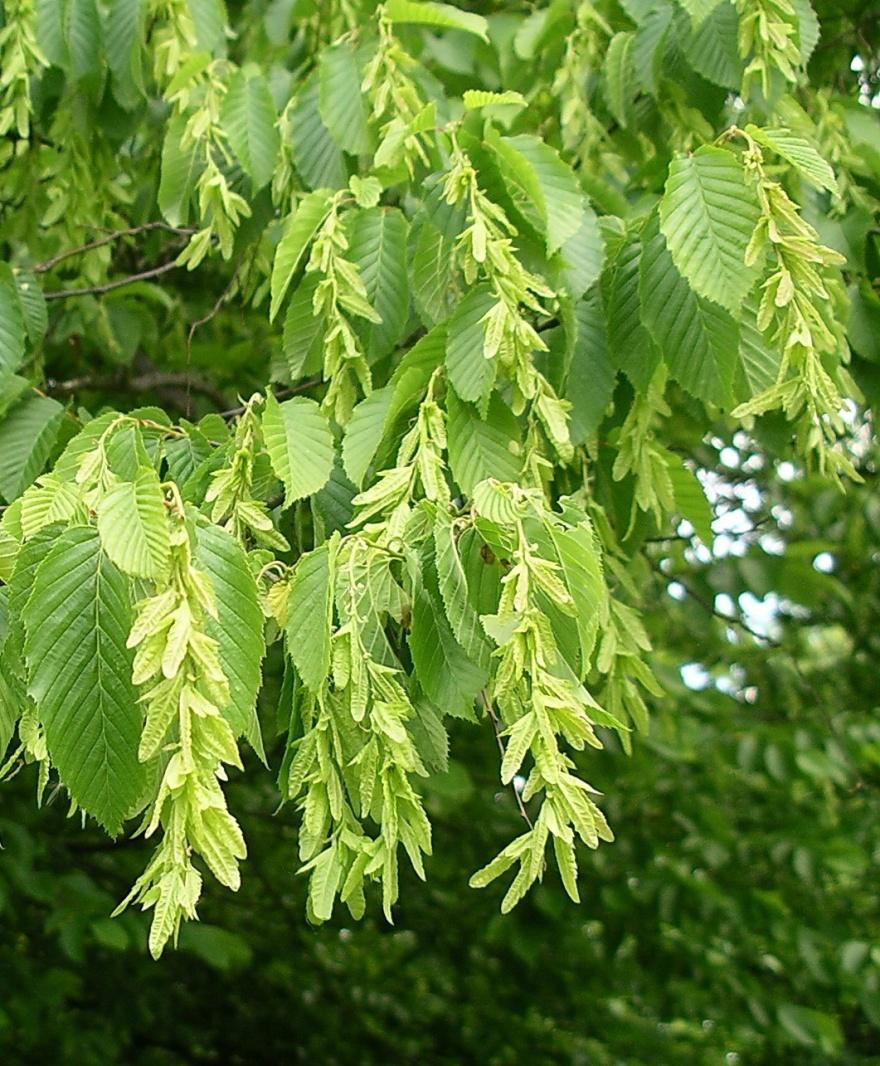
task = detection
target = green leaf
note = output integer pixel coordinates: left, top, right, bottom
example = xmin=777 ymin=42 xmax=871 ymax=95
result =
xmin=158 ymin=114 xmax=203 ymax=228
xmin=346 ymin=207 xmax=410 ymax=359
xmin=462 ymin=90 xmax=527 ymax=113
xmin=603 ymin=232 xmax=660 ymax=393
xmin=640 ymin=213 xmax=739 ymax=407
xmin=633 ymin=3 xmax=674 ymax=97
xmin=23 ymin=527 xmax=144 ymax=834
xmin=445 ymin=285 xmax=498 ymax=406
xmin=745 ymin=125 xmax=839 ymax=195
xmin=447 ymin=391 xmax=521 ymax=496
xmin=286 ymin=541 xmax=333 ymax=693
xmin=385 ymin=0 xmax=489 ymax=40
xmin=289 ymin=75 xmax=347 ymax=192
xmin=270 ymin=189 xmax=334 ymax=321
xmin=0 ymin=265 xmax=26 ymax=374
xmin=433 ymin=511 xmax=491 ymax=672
xmin=96 ymin=467 xmax=171 ymax=580
xmin=489 ymin=132 xmax=585 ymax=256
xmin=194 ymin=521 xmax=266 ymax=747
xmin=221 ymin=68 xmax=280 ymax=190
xmin=736 ymin=295 xmax=782 ymax=400
xmin=604 ymin=31 xmax=635 ymax=128
xmin=410 ymin=557 xmax=486 ymax=720
xmin=659 ymin=146 xmax=761 ymax=313
xmin=308 ymin=846 xmax=341 ymax=922
xmin=665 ymin=453 xmax=714 ymax=546
xmin=677 ymin=0 xmax=722 ymax=24
xmin=64 ymin=0 xmax=101 ymax=82
xmin=565 ymin=290 xmax=615 ymax=444
xmin=106 ymin=0 xmax=147 ymax=108
xmin=12 ymin=270 xmax=48 ymax=345
xmin=283 ymin=273 xmax=327 ymax=380
xmin=342 ymin=387 xmax=393 ymax=488
xmin=682 ymin=1 xmax=741 ymax=88
xmin=262 ymin=393 xmax=335 ymax=504
xmin=556 ymin=207 xmax=604 ymax=299
xmin=547 ymin=523 xmax=606 ymax=675
xmin=318 ymin=43 xmax=371 ymax=155
xmin=0 ymin=394 xmax=64 ymax=502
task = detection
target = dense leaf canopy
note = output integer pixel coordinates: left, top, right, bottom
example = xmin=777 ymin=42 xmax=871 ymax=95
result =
xmin=0 ymin=0 xmax=878 ymax=1061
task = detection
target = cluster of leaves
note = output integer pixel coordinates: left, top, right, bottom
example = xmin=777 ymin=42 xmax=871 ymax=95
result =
xmin=0 ymin=0 xmax=877 ymax=969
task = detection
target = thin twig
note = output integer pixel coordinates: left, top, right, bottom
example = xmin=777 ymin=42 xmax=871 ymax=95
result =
xmin=185 ymin=255 xmax=247 ymax=418
xmin=33 ymin=222 xmax=195 ymax=273
xmin=219 ymin=378 xmax=324 ymax=419
xmin=481 ymin=691 xmax=534 ymax=829
xmin=44 ymin=259 xmax=181 ymax=300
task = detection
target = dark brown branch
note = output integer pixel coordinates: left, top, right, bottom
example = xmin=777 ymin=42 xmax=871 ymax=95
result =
xmin=44 ymin=259 xmax=181 ymax=300
xmin=46 ymin=369 xmax=227 ymax=409
xmin=33 ymin=222 xmax=195 ymax=274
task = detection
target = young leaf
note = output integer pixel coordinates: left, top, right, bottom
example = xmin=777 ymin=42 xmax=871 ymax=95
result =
xmin=659 ymin=146 xmax=761 ymax=313
xmin=97 ymin=467 xmax=171 ymax=580
xmin=194 ymin=521 xmax=266 ymax=748
xmin=385 ymin=0 xmax=489 ymax=41
xmin=270 ymin=189 xmax=334 ymax=321
xmin=262 ymin=393 xmax=335 ymax=504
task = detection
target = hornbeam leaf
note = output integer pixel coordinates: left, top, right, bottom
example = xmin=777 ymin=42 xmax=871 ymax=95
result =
xmin=97 ymin=467 xmax=170 ymax=580
xmin=659 ymin=146 xmax=761 ymax=313
xmin=682 ymin=1 xmax=741 ymax=89
xmin=194 ymin=520 xmax=266 ymax=756
xmin=0 ymin=265 xmax=25 ymax=373
xmin=604 ymin=31 xmax=635 ymax=128
xmin=640 ymin=213 xmax=739 ymax=407
xmin=346 ymin=207 xmax=410 ymax=359
xmin=489 ymin=131 xmax=585 ymax=256
xmin=433 ymin=512 xmax=491 ymax=672
xmin=0 ymin=394 xmax=64 ymax=502
xmin=289 ymin=75 xmax=347 ymax=192
xmin=270 ymin=189 xmax=334 ymax=321
xmin=603 ymin=232 xmax=660 ymax=393
xmin=745 ymin=125 xmax=839 ymax=195
xmin=286 ymin=540 xmax=334 ymax=693
xmin=409 ymin=557 xmax=486 ymax=720
xmin=447 ymin=392 xmax=521 ymax=496
xmin=665 ymin=454 xmax=714 ymax=547
xmin=318 ymin=43 xmax=371 ymax=155
xmin=262 ymin=393 xmax=335 ymax=504
xmin=158 ymin=114 xmax=203 ymax=227
xmin=385 ymin=0 xmax=489 ymax=40
xmin=445 ymin=285 xmax=498 ymax=406
xmin=23 ymin=527 xmax=144 ymax=834
xmin=221 ymin=68 xmax=280 ymax=190
xmin=677 ymin=0 xmax=723 ymax=23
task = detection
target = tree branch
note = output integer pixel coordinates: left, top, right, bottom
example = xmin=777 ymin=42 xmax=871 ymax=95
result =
xmin=44 ymin=259 xmax=181 ymax=300
xmin=33 ymin=222 xmax=195 ymax=274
